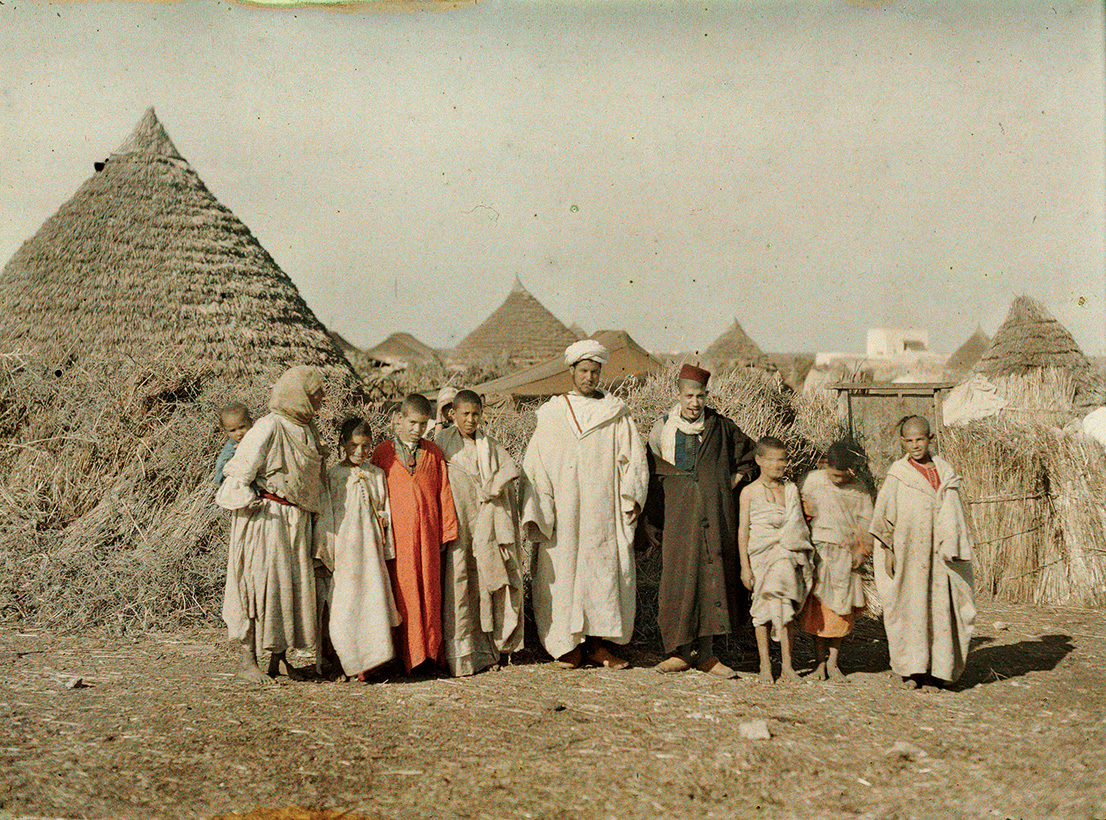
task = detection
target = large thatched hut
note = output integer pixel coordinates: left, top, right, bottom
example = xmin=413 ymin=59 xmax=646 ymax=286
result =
xmin=366 ymin=332 xmax=441 ymax=370
xmin=975 ymin=296 xmax=1089 ymax=378
xmin=0 ymin=107 xmax=356 ymax=383
xmin=701 ymin=318 xmax=777 ymax=372
xmin=451 ymin=277 xmax=577 ymax=368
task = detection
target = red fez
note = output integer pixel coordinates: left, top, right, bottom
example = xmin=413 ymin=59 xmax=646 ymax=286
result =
xmin=678 ymin=363 xmax=711 ymax=385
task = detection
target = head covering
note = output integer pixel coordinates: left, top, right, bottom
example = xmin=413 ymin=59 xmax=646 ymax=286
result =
xmin=564 ymin=339 xmax=609 ymax=367
xmin=269 ymin=366 xmax=324 ymax=426
xmin=436 ymin=386 xmax=459 ymax=415
xmin=678 ymin=363 xmax=711 ymax=386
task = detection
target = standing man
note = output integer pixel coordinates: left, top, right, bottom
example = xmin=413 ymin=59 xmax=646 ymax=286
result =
xmin=646 ymin=364 xmax=757 ymax=677
xmin=521 ymin=340 xmax=650 ymax=670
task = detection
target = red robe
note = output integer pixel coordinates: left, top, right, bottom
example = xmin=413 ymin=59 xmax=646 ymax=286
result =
xmin=371 ymin=440 xmax=459 ymax=671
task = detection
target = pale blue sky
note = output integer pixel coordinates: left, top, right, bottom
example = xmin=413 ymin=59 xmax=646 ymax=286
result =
xmin=1 ymin=0 xmax=1102 ymax=355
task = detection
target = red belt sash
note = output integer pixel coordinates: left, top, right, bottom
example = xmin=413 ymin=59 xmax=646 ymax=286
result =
xmin=261 ymin=490 xmax=297 ymax=508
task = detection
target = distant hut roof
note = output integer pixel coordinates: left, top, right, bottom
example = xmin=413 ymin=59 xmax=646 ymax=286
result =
xmin=568 ymin=323 xmax=588 ymax=340
xmin=702 ymin=318 xmax=776 ymax=371
xmin=0 ymin=108 xmax=356 ymax=383
xmin=474 ymin=329 xmax=662 ymax=403
xmin=975 ymin=296 xmax=1089 ymax=377
xmin=366 ymin=332 xmax=441 ymax=369
xmin=453 ymin=277 xmax=577 ymax=367
xmin=946 ymin=326 xmax=991 ymax=374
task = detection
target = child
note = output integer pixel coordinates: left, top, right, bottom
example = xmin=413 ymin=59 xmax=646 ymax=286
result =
xmin=371 ymin=393 xmax=459 ymax=673
xmin=434 ymin=390 xmax=524 ymax=676
xmin=427 ymin=386 xmax=458 ymax=440
xmin=871 ymin=416 xmax=975 ymax=689
xmin=799 ymin=440 xmax=873 ymax=682
xmin=315 ymin=417 xmax=400 ymax=681
xmin=216 ymin=366 xmax=326 ymax=684
xmin=213 ymin=403 xmax=253 ymax=487
xmin=738 ymin=436 xmax=813 ymax=683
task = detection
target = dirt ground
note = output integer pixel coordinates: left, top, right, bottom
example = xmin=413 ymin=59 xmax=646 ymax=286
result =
xmin=1 ymin=600 xmax=1103 ymax=820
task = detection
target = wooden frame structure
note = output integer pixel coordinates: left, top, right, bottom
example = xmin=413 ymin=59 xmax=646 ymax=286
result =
xmin=830 ymin=382 xmax=955 ymax=440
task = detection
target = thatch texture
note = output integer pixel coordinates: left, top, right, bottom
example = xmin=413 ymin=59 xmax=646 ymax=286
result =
xmin=975 ymin=296 xmax=1089 ymax=378
xmin=452 ymin=277 xmax=577 ymax=368
xmin=0 ymin=108 xmax=356 ymax=383
xmin=701 ymin=319 xmax=776 ymax=372
xmin=946 ymin=326 xmax=990 ymax=375
xmin=365 ymin=332 xmax=441 ymax=369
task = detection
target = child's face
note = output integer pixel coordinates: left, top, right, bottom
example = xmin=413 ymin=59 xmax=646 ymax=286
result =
xmin=901 ymin=426 xmax=932 ymax=461
xmin=453 ymin=401 xmax=483 ymax=438
xmin=827 ymin=466 xmax=852 ymax=486
xmin=756 ymin=447 xmax=788 ymax=480
xmin=221 ymin=411 xmax=253 ymax=444
xmin=342 ymin=432 xmax=373 ymax=466
xmin=395 ymin=409 xmax=430 ymax=444
xmin=440 ymin=403 xmax=455 ymax=425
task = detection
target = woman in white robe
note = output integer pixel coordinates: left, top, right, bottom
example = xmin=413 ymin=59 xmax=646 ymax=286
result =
xmin=520 ymin=341 xmax=649 ymax=668
xmin=216 ymin=366 xmax=326 ymax=683
xmin=315 ymin=451 xmax=400 ymax=679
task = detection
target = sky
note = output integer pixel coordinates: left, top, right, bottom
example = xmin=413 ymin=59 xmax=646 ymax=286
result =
xmin=0 ymin=0 xmax=1103 ymax=356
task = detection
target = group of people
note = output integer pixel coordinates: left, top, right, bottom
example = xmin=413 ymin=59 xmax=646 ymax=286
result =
xmin=213 ymin=339 xmax=976 ymax=690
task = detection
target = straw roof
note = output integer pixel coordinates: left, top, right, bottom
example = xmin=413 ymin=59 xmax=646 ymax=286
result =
xmin=452 ymin=277 xmax=577 ymax=367
xmin=0 ymin=108 xmax=356 ymax=382
xmin=366 ymin=332 xmax=441 ymax=369
xmin=701 ymin=318 xmax=776 ymax=371
xmin=474 ymin=329 xmax=662 ymax=403
xmin=568 ymin=323 xmax=588 ymax=340
xmin=975 ymin=296 xmax=1089 ymax=377
xmin=946 ymin=326 xmax=991 ymax=374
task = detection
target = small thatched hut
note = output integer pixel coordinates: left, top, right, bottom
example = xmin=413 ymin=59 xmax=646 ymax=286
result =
xmin=452 ymin=277 xmax=577 ymax=368
xmin=945 ymin=326 xmax=991 ymax=376
xmin=0 ymin=108 xmax=356 ymax=384
xmin=975 ymin=296 xmax=1089 ymax=378
xmin=366 ymin=332 xmax=442 ymax=370
xmin=702 ymin=318 xmax=777 ymax=372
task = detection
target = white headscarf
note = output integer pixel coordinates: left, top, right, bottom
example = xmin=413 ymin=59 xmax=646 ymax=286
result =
xmin=564 ymin=340 xmax=608 ymax=367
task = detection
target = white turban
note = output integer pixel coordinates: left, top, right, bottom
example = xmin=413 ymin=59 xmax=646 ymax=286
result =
xmin=436 ymin=386 xmax=459 ymax=413
xmin=564 ymin=340 xmax=608 ymax=367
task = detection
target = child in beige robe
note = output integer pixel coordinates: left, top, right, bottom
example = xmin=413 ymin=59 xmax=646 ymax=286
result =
xmin=871 ymin=416 xmax=975 ymax=688
xmin=315 ymin=417 xmax=400 ymax=681
xmin=738 ymin=437 xmax=813 ymax=683
xmin=435 ymin=390 xmax=524 ymax=676
xmin=799 ymin=441 xmax=873 ymax=682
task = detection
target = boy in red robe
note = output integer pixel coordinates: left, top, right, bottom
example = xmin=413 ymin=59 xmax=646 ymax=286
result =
xmin=371 ymin=393 xmax=459 ymax=673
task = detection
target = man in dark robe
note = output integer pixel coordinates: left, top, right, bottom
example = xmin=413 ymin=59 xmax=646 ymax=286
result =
xmin=645 ymin=364 xmax=757 ymax=676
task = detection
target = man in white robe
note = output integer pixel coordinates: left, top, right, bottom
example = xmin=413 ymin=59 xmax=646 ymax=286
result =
xmin=521 ymin=340 xmax=649 ymax=669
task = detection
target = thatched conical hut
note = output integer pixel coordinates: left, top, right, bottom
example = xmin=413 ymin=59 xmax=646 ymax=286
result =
xmin=452 ymin=277 xmax=576 ymax=368
xmin=702 ymin=318 xmax=776 ymax=372
xmin=975 ymin=297 xmax=1089 ymax=378
xmin=946 ymin=326 xmax=991 ymax=376
xmin=0 ymin=107 xmax=356 ymax=383
xmin=366 ymin=332 xmax=441 ymax=370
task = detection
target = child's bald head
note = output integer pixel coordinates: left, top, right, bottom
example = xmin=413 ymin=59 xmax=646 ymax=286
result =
xmin=899 ymin=415 xmax=933 ymax=461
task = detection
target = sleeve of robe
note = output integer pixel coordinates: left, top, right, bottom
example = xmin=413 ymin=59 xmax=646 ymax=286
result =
xmin=870 ymin=475 xmax=898 ymax=550
xmin=520 ymin=425 xmax=556 ymax=542
xmin=730 ymin=423 xmax=758 ymax=485
xmin=314 ymin=470 xmax=339 ymax=572
xmin=647 ymin=418 xmax=665 ymax=459
xmin=215 ymin=416 xmax=276 ymax=511
xmin=617 ymin=414 xmax=649 ymax=514
xmin=438 ymin=452 xmax=459 ymax=547
xmin=488 ymin=441 xmax=521 ymax=497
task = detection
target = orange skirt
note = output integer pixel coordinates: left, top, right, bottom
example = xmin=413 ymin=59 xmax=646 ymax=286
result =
xmin=798 ymin=594 xmax=863 ymax=638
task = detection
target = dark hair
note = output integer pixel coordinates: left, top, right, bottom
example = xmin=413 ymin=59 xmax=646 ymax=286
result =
xmin=453 ymin=389 xmax=483 ymax=410
xmin=755 ymin=436 xmax=788 ymax=457
xmin=825 ymin=440 xmax=864 ymax=472
xmin=898 ymin=415 xmax=931 ymax=436
xmin=400 ymin=393 xmax=433 ymax=417
xmin=339 ymin=416 xmax=373 ymax=444
xmin=218 ymin=403 xmax=251 ymax=424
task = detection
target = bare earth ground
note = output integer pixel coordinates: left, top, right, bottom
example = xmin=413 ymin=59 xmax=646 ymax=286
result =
xmin=1 ymin=600 xmax=1103 ymax=820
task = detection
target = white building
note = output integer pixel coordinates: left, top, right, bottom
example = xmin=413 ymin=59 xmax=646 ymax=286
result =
xmin=866 ymin=328 xmax=930 ymax=359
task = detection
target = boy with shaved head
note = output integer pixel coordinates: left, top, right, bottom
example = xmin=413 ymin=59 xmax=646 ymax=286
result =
xmin=646 ymin=364 xmax=756 ymax=677
xmin=871 ymin=416 xmax=976 ymax=689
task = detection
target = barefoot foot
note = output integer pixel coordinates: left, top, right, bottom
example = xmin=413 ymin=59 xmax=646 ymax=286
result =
xmin=778 ymin=667 xmax=801 ymax=684
xmin=237 ymin=665 xmax=275 ymax=685
xmin=811 ymin=662 xmax=828 ymax=682
xmin=555 ymin=645 xmax=584 ymax=669
xmin=758 ymin=668 xmax=775 ymax=684
xmin=827 ymin=665 xmax=849 ymax=683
